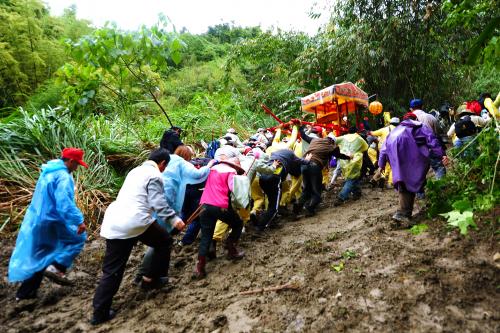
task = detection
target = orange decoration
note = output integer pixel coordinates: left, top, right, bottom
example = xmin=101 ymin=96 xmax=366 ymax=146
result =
xmin=369 ymin=101 xmax=383 ymax=115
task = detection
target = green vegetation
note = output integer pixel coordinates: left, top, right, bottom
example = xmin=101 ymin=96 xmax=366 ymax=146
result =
xmin=0 ymin=0 xmax=498 ymax=233
xmin=408 ymin=224 xmax=429 ymax=236
xmin=426 ymin=123 xmax=499 ymax=235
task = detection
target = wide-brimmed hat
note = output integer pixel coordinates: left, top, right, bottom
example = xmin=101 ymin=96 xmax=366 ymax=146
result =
xmin=454 ymin=104 xmax=475 ymax=120
xmin=219 ymin=158 xmax=245 ymax=175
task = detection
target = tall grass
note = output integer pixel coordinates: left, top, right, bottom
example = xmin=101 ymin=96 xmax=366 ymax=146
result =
xmin=0 ymin=107 xmax=148 ymax=235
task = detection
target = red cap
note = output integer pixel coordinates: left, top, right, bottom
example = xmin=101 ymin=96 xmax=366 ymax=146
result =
xmin=61 ymin=148 xmax=88 ymax=168
xmin=403 ymin=112 xmax=417 ymax=121
xmin=312 ymin=126 xmax=323 ymax=133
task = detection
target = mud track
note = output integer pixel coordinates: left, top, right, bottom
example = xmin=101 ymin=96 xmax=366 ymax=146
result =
xmin=1 ymin=187 xmax=499 ymax=332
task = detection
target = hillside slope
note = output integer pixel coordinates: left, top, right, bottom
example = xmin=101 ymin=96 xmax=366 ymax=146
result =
xmin=1 ymin=187 xmax=498 ymax=332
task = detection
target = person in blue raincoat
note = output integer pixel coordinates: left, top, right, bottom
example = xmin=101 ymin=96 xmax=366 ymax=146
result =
xmin=8 ymin=148 xmax=88 ymax=300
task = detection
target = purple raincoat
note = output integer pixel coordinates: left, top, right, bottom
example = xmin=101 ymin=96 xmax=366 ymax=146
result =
xmin=378 ymin=120 xmax=443 ymax=193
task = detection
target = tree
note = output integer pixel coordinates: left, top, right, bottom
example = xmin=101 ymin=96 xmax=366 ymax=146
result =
xmin=0 ymin=0 xmax=91 ymax=109
xmin=294 ymin=0 xmax=468 ymax=108
xmin=58 ymin=18 xmax=184 ymax=125
xmin=442 ymin=0 xmax=499 ymax=68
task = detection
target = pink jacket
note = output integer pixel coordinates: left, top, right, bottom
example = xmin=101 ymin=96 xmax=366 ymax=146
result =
xmin=200 ymin=163 xmax=235 ymax=209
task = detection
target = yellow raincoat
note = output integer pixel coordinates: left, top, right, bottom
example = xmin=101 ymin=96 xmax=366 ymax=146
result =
xmin=336 ymin=133 xmax=368 ymax=179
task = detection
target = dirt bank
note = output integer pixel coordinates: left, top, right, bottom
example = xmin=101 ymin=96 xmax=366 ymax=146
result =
xmin=1 ymin=187 xmax=499 ymax=332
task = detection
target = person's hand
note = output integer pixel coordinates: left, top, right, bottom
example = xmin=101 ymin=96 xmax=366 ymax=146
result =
xmin=272 ymin=160 xmax=280 ymax=168
xmin=77 ymin=223 xmax=86 ymax=235
xmin=207 ymin=159 xmax=217 ymax=168
xmin=304 ymin=153 xmax=312 ymax=161
xmin=174 ymin=220 xmax=185 ymax=231
xmin=442 ymin=155 xmax=450 ymax=166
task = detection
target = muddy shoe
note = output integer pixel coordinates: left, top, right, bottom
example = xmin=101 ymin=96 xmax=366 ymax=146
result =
xmin=224 ymin=240 xmax=245 ymax=260
xmin=44 ymin=265 xmax=72 ymax=286
xmin=133 ymin=274 xmax=143 ymax=285
xmin=391 ymin=213 xmax=411 ymax=229
xmin=333 ymin=198 xmax=346 ymax=207
xmin=292 ymin=203 xmax=303 ymax=215
xmin=140 ymin=277 xmax=172 ymax=292
xmin=304 ymin=208 xmax=316 ymax=217
xmin=351 ymin=193 xmax=362 ymax=201
xmin=90 ymin=309 xmax=116 ymax=326
xmin=207 ymin=240 xmax=217 ymax=261
xmin=278 ymin=206 xmax=290 ymax=216
xmin=192 ymin=256 xmax=207 ymax=279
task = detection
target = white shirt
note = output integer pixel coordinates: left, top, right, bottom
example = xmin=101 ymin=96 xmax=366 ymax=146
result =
xmin=100 ymin=161 xmax=180 ymax=239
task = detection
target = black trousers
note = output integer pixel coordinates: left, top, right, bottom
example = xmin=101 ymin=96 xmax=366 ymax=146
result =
xmin=92 ymin=221 xmax=172 ymax=319
xmin=198 ymin=204 xmax=243 ymax=257
xmin=361 ymin=151 xmax=376 ymax=178
xmin=16 ymin=262 xmax=67 ymax=299
xmin=298 ymin=162 xmax=323 ymax=212
xmin=258 ymin=173 xmax=282 ymax=227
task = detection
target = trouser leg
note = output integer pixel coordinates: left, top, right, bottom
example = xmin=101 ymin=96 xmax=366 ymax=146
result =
xmin=181 ymin=220 xmax=200 ymax=245
xmin=212 ymin=220 xmax=229 ymax=242
xmin=16 ymin=270 xmax=45 ymax=299
xmin=138 ymin=222 xmax=173 ymax=279
xmin=290 ymin=175 xmax=302 ymax=202
xmin=308 ymin=164 xmax=323 ymax=211
xmin=251 ymin=177 xmax=265 ymax=213
xmin=198 ymin=205 xmax=218 ymax=257
xmin=93 ymin=238 xmax=136 ymax=319
xmin=219 ymin=208 xmax=243 ymax=243
xmin=298 ymin=165 xmax=312 ymax=207
xmin=430 ymin=153 xmax=446 ymax=179
xmin=398 ymin=185 xmax=416 ymax=217
xmin=259 ymin=174 xmax=281 ymax=227
xmin=279 ymin=179 xmax=291 ymax=206
xmin=351 ymin=178 xmax=361 ymax=197
xmin=338 ymin=179 xmax=354 ymax=201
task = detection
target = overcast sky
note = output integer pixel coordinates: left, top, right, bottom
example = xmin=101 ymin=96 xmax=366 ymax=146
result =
xmin=43 ymin=0 xmax=331 ymax=35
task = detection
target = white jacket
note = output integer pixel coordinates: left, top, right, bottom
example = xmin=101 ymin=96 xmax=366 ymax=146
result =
xmin=101 ymin=161 xmax=180 ymax=239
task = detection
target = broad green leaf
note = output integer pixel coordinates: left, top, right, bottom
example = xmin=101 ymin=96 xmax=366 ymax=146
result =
xmin=408 ymin=224 xmax=429 ymax=235
xmin=440 ymin=210 xmax=476 ymax=235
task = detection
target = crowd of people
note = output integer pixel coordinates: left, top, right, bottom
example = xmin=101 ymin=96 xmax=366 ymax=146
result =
xmin=7 ymin=95 xmax=497 ymax=325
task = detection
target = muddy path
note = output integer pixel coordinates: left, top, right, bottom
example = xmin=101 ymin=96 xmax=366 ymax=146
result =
xmin=1 ymin=187 xmax=499 ymax=332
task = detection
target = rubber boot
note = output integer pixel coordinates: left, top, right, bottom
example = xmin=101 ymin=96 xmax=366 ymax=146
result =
xmin=224 ymin=240 xmax=245 ymax=260
xmin=207 ymin=240 xmax=217 ymax=261
xmin=192 ymin=256 xmax=206 ymax=279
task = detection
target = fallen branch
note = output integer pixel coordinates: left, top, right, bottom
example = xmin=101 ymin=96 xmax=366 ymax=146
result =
xmin=239 ymin=282 xmax=300 ymax=295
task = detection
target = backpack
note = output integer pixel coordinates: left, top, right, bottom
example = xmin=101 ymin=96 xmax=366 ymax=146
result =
xmin=454 ymin=116 xmax=476 ymax=139
xmin=230 ymin=175 xmax=251 ymax=209
xmin=205 ymin=139 xmax=220 ymax=159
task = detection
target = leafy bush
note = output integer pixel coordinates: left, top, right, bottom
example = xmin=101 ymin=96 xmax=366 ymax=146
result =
xmin=426 ymin=122 xmax=499 ymax=235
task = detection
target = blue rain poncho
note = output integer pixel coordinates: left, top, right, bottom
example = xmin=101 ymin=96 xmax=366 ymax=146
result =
xmin=163 ymin=154 xmax=210 ymax=213
xmin=8 ymin=159 xmax=86 ymax=282
xmin=154 ymin=155 xmax=210 ymax=232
